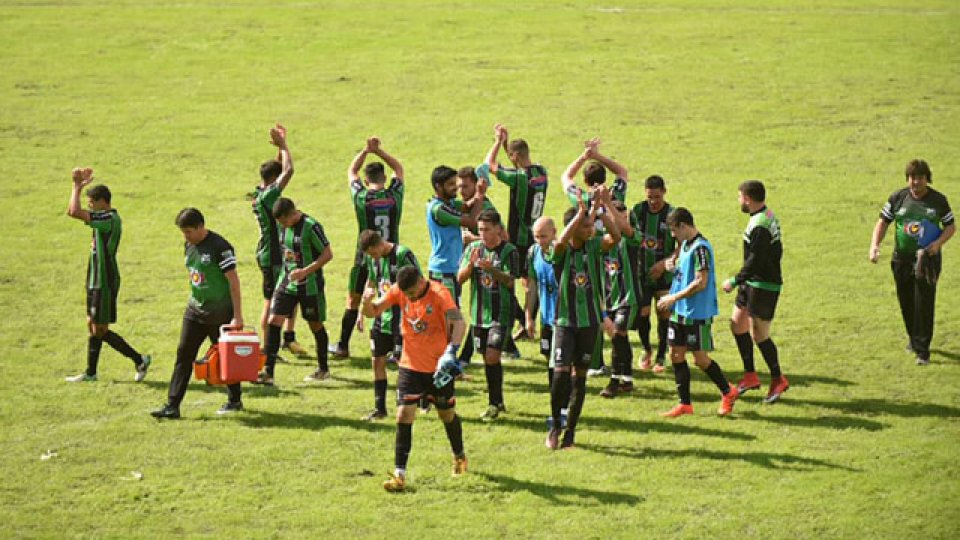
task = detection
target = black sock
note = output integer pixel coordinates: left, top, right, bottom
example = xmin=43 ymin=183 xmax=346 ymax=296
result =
xmin=612 ymin=334 xmax=632 ymax=377
xmin=638 ymin=316 xmax=652 ymax=351
xmin=703 ymin=359 xmax=731 ymax=395
xmin=395 ymin=422 xmax=412 ymax=470
xmin=338 ymin=309 xmax=358 ymax=350
xmin=485 ymin=362 xmax=504 ymax=407
xmin=283 ymin=330 xmax=296 ymax=345
xmin=551 ymin=371 xmax=571 ymax=425
xmin=757 ymin=338 xmax=782 ymax=378
xmin=102 ymin=330 xmax=142 ymax=365
xmin=547 ymin=368 xmax=554 ymax=389
xmin=734 ymin=331 xmax=755 ymax=373
xmin=443 ymin=414 xmax=464 ymax=457
xmin=566 ymin=376 xmax=587 ymax=431
xmin=656 ymin=318 xmax=668 ymax=360
xmin=374 ymin=378 xmax=388 ymax=413
xmin=86 ymin=335 xmax=103 ymax=376
xmin=265 ymin=324 xmax=282 ymax=376
xmin=459 ymin=328 xmax=474 ymax=363
xmin=673 ymin=362 xmax=691 ymax=405
xmin=502 ymin=334 xmax=519 ymax=355
xmin=313 ymin=327 xmax=329 ymax=371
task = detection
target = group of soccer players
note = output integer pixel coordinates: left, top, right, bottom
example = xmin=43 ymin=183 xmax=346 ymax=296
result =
xmin=66 ymin=123 xmax=794 ymax=492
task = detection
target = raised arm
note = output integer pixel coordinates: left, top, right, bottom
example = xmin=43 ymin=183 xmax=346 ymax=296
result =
xmin=369 ymin=137 xmax=404 ymax=181
xmin=596 ymin=189 xmax=622 ymax=250
xmin=66 ymin=167 xmax=94 ymax=223
xmin=269 ymin=124 xmax=295 ymax=191
xmin=485 ymin=124 xmax=508 ymax=175
xmin=348 ymin=140 xmax=370 ymax=183
xmin=554 ymin=198 xmax=588 ymax=257
xmin=588 ymin=142 xmax=628 ymax=182
xmin=459 ymin=181 xmax=487 ymax=231
xmin=562 ymin=145 xmax=592 ymax=193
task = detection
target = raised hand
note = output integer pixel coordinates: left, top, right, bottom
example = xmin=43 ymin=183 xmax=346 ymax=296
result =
xmin=584 ymin=137 xmax=601 ymax=158
xmin=365 ymin=136 xmax=381 ymax=153
xmin=269 ymin=124 xmax=287 ymax=147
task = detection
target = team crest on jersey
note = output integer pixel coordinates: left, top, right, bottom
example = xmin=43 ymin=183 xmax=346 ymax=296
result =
xmin=190 ymin=269 xmax=205 ymax=286
xmin=644 ymin=235 xmax=660 ymax=250
xmin=905 ymin=221 xmax=921 ymax=237
xmin=604 ymin=258 xmax=620 ymax=274
xmin=200 ymin=253 xmax=211 ymax=264
xmin=408 ymin=318 xmax=427 ymax=334
xmin=480 ymin=273 xmax=495 ymax=288
xmin=283 ymin=248 xmax=297 ymax=263
xmin=379 ymin=280 xmax=391 ymax=295
xmin=574 ymin=272 xmax=589 ymax=288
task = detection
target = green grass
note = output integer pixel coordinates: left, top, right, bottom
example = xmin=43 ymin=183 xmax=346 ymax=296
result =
xmin=1 ymin=0 xmax=959 ymax=537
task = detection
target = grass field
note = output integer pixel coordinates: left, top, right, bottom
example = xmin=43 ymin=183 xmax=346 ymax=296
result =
xmin=1 ymin=0 xmax=959 ymax=537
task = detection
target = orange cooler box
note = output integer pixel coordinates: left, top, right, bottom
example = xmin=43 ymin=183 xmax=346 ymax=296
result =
xmin=217 ymin=327 xmax=261 ymax=383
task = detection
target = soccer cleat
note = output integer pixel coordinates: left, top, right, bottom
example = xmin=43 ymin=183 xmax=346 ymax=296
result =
xmin=327 ymin=343 xmax=349 ymax=359
xmin=619 ymin=381 xmax=635 ymax=394
xmin=65 ymin=373 xmax=97 ymax=383
xmin=480 ymin=403 xmax=506 ymax=422
xmin=282 ymin=340 xmax=310 ymax=358
xmin=560 ymin=428 xmax=576 ymax=450
xmin=303 ymin=369 xmax=330 ymax=382
xmin=651 ymin=361 xmax=666 ymax=374
xmin=383 ymin=473 xmax=406 ymax=493
xmin=764 ymin=376 xmax=790 ymax=403
xmin=915 ymin=356 xmax=930 ymax=366
xmin=452 ymin=454 xmax=468 ymax=476
xmin=254 ymin=371 xmax=275 ymax=386
xmin=718 ymin=385 xmax=740 ymax=416
xmin=362 ymin=409 xmax=388 ymax=421
xmin=216 ymin=401 xmax=244 ymax=415
xmin=545 ymin=428 xmax=561 ymax=450
xmin=150 ymin=404 xmax=181 ymax=419
xmin=586 ymin=365 xmax=609 ymax=378
xmin=134 ymin=355 xmax=152 ymax=382
xmin=661 ymin=403 xmax=694 ymax=418
xmin=638 ymin=350 xmax=653 ymax=371
xmin=736 ymin=371 xmax=762 ymax=394
xmin=599 ymin=382 xmax=619 ymax=398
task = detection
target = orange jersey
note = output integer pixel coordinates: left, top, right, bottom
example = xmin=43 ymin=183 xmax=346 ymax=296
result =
xmin=381 ymin=280 xmax=458 ymax=373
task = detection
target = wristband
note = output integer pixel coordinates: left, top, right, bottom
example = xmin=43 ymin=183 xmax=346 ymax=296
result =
xmin=445 ymin=343 xmax=460 ymax=356
xmin=600 ymin=310 xmax=609 ymax=320
xmin=725 ymin=277 xmax=736 ymax=288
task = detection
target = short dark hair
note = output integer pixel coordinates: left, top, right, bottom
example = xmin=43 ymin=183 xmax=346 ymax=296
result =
xmin=738 ymin=180 xmax=766 ymax=202
xmin=175 ymin=207 xmax=205 ymax=228
xmin=457 ymin=166 xmax=478 ymax=182
xmin=397 ymin=266 xmax=421 ymax=291
xmin=86 ymin=184 xmax=111 ymax=203
xmin=478 ymin=209 xmax=501 ymax=226
xmin=364 ymin=162 xmax=386 ymax=184
xmin=359 ymin=229 xmax=383 ymax=252
xmin=666 ymin=207 xmax=694 ymax=228
xmin=905 ymin=159 xmax=932 ymax=183
xmin=563 ymin=206 xmax=579 ymax=226
xmin=272 ymin=197 xmax=296 ymax=219
xmin=431 ymin=166 xmax=457 ymax=190
xmin=260 ymin=160 xmax=282 ymax=182
xmin=583 ymin=162 xmax=606 ymax=186
xmin=644 ymin=175 xmax=666 ymax=191
xmin=507 ymin=139 xmax=529 ymax=157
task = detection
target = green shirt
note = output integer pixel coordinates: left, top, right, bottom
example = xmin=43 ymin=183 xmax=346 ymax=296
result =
xmin=604 ymin=226 xmax=642 ymax=311
xmin=277 ymin=214 xmax=331 ymax=296
xmin=548 ymin=236 xmax=606 ymax=328
xmin=252 ymin=183 xmax=282 ymax=269
xmin=490 ymin=163 xmax=549 ymax=248
xmin=87 ymin=210 xmax=122 ymax=290
xmin=352 ymin=176 xmax=404 ymax=243
xmin=185 ymin=231 xmax=236 ymax=322
xmin=631 ymin=200 xmax=675 ymax=286
xmin=460 ymin=240 xmax=520 ymax=328
xmin=880 ymin=187 xmax=954 ymax=259
xmin=365 ymin=243 xmax=420 ymax=335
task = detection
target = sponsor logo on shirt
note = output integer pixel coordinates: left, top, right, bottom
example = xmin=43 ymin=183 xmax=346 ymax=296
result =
xmin=190 ymin=269 xmax=205 ymax=286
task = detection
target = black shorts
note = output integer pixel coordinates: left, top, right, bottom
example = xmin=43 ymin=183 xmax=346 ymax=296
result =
xmin=611 ymin=305 xmax=636 ymax=333
xmin=260 ymin=264 xmax=281 ymax=300
xmin=735 ymin=285 xmax=780 ymax=321
xmin=639 ymin=278 xmax=671 ymax=309
xmin=270 ymin=290 xmax=326 ymax=322
xmin=473 ymin=324 xmax=506 ymax=355
xmin=87 ymin=286 xmax=118 ymax=324
xmin=348 ymin=249 xmax=369 ymax=296
xmin=515 ymin=244 xmax=530 ymax=277
xmin=539 ymin=323 xmax=553 ymax=359
xmin=552 ymin=326 xmax=598 ymax=369
xmin=396 ymin=367 xmax=456 ymax=410
xmin=369 ymin=326 xmax=397 ymax=357
xmin=667 ymin=319 xmax=713 ymax=352
xmin=428 ymin=271 xmax=461 ymax=307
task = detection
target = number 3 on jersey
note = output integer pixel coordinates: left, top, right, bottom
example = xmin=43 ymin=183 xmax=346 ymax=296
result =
xmin=374 ymin=215 xmax=390 ymax=239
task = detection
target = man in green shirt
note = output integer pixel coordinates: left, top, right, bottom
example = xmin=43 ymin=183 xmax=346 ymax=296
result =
xmin=870 ymin=159 xmax=955 ymax=365
xmin=151 ymin=208 xmax=244 ymax=418
xmin=65 ymin=168 xmax=151 ymax=383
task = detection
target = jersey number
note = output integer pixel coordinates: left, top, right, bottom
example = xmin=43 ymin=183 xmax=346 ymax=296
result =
xmin=374 ymin=215 xmax=391 ymax=239
xmin=531 ymin=192 xmax=545 ymax=220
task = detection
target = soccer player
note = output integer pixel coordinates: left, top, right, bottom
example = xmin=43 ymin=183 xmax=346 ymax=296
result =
xmin=457 ymin=209 xmax=519 ymax=421
xmin=484 ymin=123 xmax=549 ymax=341
xmin=525 ymin=216 xmax=558 ymax=385
xmin=362 ymin=267 xmax=468 ymax=492
xmin=632 ymin=175 xmax=676 ymax=373
xmin=545 ymin=190 xmax=621 ymax=450
xmin=722 ymin=180 xmax=789 ymax=402
xmin=426 ymin=165 xmax=486 ymax=303
xmin=151 ymin=208 xmax=244 ymax=418
xmin=258 ymin=198 xmax=333 ymax=384
xmin=330 ymin=137 xmax=405 ymax=359
xmin=65 ymin=168 xmax=151 ymax=383
xmin=599 ymin=200 xmax=642 ymax=398
xmin=657 ymin=208 xmax=740 ymax=418
xmin=358 ymin=230 xmax=420 ymax=421
xmin=251 ymin=124 xmax=306 ymax=358
xmin=869 ymin=159 xmax=954 ymax=365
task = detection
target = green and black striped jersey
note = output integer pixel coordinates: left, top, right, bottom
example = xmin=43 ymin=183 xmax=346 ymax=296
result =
xmin=460 ymin=240 xmax=520 ymax=328
xmin=631 ymin=200 xmax=675 ymax=285
xmin=604 ymin=226 xmax=642 ymax=311
xmin=352 ymin=177 xmax=404 ymax=244
xmin=86 ymin=210 xmax=122 ymax=290
xmin=252 ymin=183 xmax=283 ymax=269
xmin=493 ymin=164 xmax=549 ymax=248
xmin=277 ymin=214 xmax=331 ymax=296
xmin=365 ymin=243 xmax=420 ymax=335
xmin=548 ymin=236 xmax=606 ymax=328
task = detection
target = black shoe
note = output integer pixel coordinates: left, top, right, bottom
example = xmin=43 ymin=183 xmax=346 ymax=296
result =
xmin=151 ymin=404 xmax=181 ymax=419
xmin=560 ymin=428 xmax=576 ymax=449
xmin=217 ymin=401 xmax=244 ymax=415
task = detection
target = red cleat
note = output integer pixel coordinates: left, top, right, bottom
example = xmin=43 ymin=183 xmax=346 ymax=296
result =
xmin=736 ymin=371 xmax=761 ymax=394
xmin=718 ymin=385 xmax=740 ymax=416
xmin=661 ymin=403 xmax=694 ymax=418
xmin=764 ymin=375 xmax=790 ymax=403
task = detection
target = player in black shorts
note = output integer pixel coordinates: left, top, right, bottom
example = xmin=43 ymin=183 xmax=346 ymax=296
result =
xmin=65 ymin=167 xmax=151 ymax=383
xmin=721 ymin=180 xmax=788 ymax=403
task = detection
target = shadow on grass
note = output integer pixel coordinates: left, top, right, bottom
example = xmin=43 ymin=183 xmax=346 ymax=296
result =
xmin=578 ymin=443 xmax=857 ymax=472
xmin=473 ymin=471 xmax=643 ymax=505
xmin=781 ymin=397 xmax=960 ymax=418
xmin=932 ymin=349 xmax=960 ymax=362
xmin=129 ymin=379 xmax=301 ymax=398
xmin=738 ymin=411 xmax=888 ymax=431
xmin=513 ymin=412 xmax=756 ymax=441
xmin=234 ymin=409 xmax=393 ymax=432
xmin=460 ymin=414 xmax=545 ymax=432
